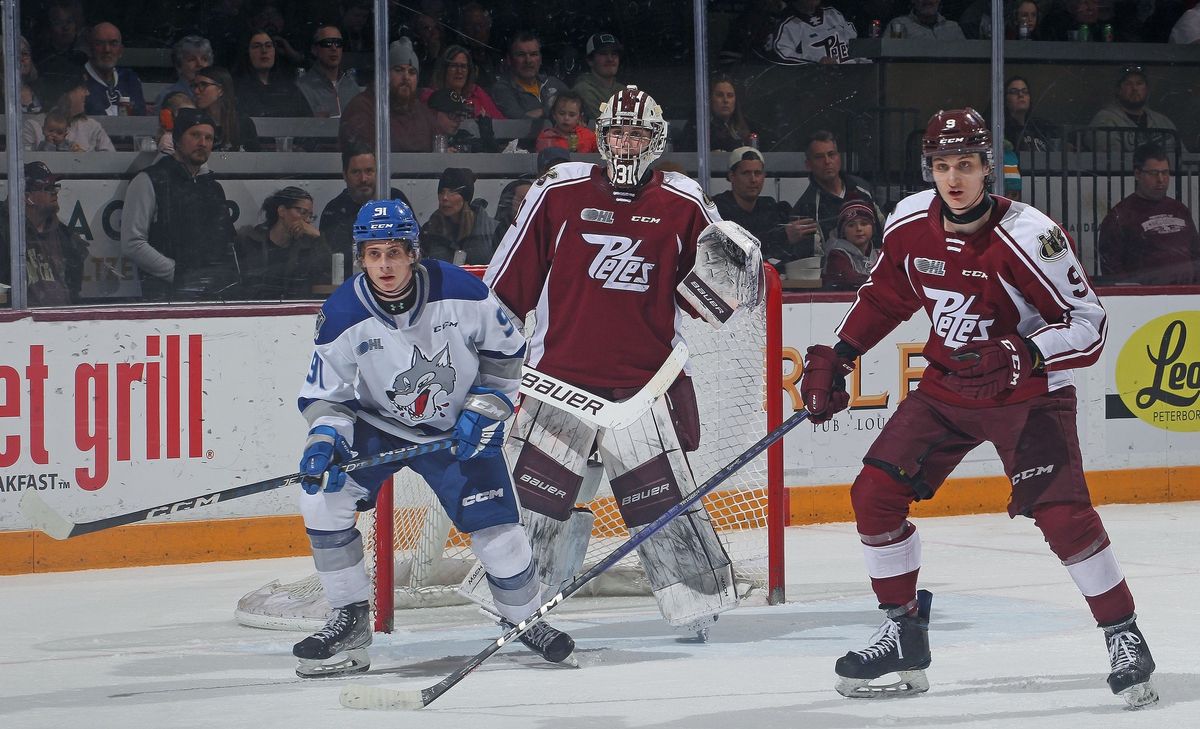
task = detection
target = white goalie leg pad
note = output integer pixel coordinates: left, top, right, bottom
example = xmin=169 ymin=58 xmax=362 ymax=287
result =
xmin=862 ymin=527 xmax=922 ymax=580
xmin=599 ymin=399 xmax=739 ymax=628
xmin=677 ymin=220 xmax=765 ymax=328
xmin=470 ymin=523 xmax=542 ymax=622
xmin=1064 ymin=544 xmax=1125 ymax=597
xmin=299 ymin=478 xmax=373 ymax=607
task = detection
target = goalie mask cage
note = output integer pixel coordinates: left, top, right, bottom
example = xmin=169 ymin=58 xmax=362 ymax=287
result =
xmin=235 ymin=265 xmax=785 ymax=633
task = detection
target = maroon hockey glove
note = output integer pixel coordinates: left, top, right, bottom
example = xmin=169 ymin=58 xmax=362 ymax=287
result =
xmin=801 ymin=345 xmax=856 ymax=423
xmin=944 ymin=335 xmax=1042 ymax=400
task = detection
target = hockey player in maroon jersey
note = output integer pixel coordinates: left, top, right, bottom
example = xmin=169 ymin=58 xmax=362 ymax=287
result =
xmin=801 ymin=108 xmax=1157 ymax=707
xmin=485 ymin=85 xmax=764 ymax=639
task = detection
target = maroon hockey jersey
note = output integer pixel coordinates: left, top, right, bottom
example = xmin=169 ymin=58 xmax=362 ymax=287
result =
xmin=836 ymin=190 xmax=1107 ymax=408
xmin=485 ymin=162 xmax=719 ymax=389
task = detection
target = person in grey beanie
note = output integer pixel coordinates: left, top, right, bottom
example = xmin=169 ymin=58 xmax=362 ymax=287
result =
xmin=338 ymin=36 xmax=436 ymax=151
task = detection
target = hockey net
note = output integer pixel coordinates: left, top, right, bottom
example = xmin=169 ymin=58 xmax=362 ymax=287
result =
xmin=236 ymin=265 xmax=784 ymax=632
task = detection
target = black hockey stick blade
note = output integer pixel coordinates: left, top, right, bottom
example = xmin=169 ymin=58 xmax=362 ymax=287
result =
xmin=339 ymin=409 xmax=811 ymax=711
xmin=21 ymin=439 xmax=455 ymax=540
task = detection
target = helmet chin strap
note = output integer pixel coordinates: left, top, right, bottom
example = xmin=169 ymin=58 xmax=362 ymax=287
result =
xmin=939 ymin=185 xmax=992 ymax=226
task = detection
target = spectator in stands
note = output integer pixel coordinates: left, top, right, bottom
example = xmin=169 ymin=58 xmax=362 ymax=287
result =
xmin=888 ymin=0 xmax=966 ymax=39
xmin=428 ymin=88 xmax=497 ymax=152
xmin=206 ymin=0 xmax=244 ymax=67
xmin=1003 ymin=75 xmax=1061 ymax=152
xmin=1002 ymin=139 xmax=1023 ymax=201
xmin=340 ymin=38 xmax=436 ymax=152
xmin=763 ymin=1 xmax=861 ymax=64
xmin=1043 ymin=0 xmax=1123 ymax=41
xmin=296 ymin=25 xmax=362 ymax=118
xmin=536 ymin=145 xmax=570 ymax=175
xmin=459 ymin=2 xmax=500 ymax=86
xmin=1169 ymin=5 xmax=1200 ymax=43
xmin=246 ymin=1 xmax=304 ymax=67
xmin=792 ymin=130 xmax=883 ymax=254
xmin=420 ymin=44 xmax=505 ymax=119
xmin=0 ymin=162 xmax=90 ymax=306
xmin=821 ymin=200 xmax=880 ymax=290
xmin=491 ymin=32 xmax=568 ymax=121
xmin=494 ymin=176 xmax=534 ymax=230
xmin=413 ymin=13 xmax=447 ymax=87
xmin=717 ymin=0 xmax=787 ymax=68
xmin=678 ymin=74 xmax=763 ymax=152
xmin=1097 ymin=142 xmax=1200 ymax=285
xmin=234 ymin=186 xmax=333 ymax=299
xmin=535 ymin=91 xmax=598 ymax=153
xmin=340 ymin=0 xmax=374 ymax=55
xmin=191 ymin=66 xmax=261 ymax=151
xmin=1086 ymin=65 xmax=1181 ymax=154
xmin=234 ymin=29 xmax=313 ymax=118
xmin=83 ymin=22 xmax=146 ymax=116
xmin=319 ymin=145 xmax=414 ymax=280
xmin=421 ymin=167 xmax=497 ymax=265
xmin=31 ymin=0 xmax=86 ymax=77
xmin=713 ymin=147 xmax=812 ymax=272
xmin=18 ymin=37 xmax=45 ymax=113
xmin=120 ymin=109 xmax=240 ymax=301
xmin=156 ymin=92 xmax=196 ymax=156
xmin=572 ymin=33 xmax=623 ymax=122
xmin=1010 ymin=0 xmax=1046 ymax=39
xmin=157 ymin=36 xmax=213 ymax=107
xmin=21 ymin=72 xmax=115 ymax=152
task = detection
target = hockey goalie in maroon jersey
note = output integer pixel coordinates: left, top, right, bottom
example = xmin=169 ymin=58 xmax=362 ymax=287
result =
xmin=484 ymin=85 xmax=765 ymax=638
xmin=801 ymin=108 xmax=1157 ymax=707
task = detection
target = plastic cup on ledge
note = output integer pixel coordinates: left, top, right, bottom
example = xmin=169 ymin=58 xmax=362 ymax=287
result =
xmin=276 ymin=136 xmax=294 ymax=152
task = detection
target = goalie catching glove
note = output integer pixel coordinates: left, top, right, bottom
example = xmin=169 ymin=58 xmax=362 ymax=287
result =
xmin=944 ymin=334 xmax=1043 ymax=400
xmin=800 ymin=343 xmax=857 ymax=423
xmin=677 ymin=220 xmax=765 ymax=328
xmin=299 ymin=425 xmax=355 ymax=494
xmin=454 ymin=387 xmax=513 ymax=460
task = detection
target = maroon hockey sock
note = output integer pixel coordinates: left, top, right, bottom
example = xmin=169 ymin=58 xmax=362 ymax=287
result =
xmin=1086 ymin=580 xmax=1136 ymax=626
xmin=871 ymin=570 xmax=920 ymax=611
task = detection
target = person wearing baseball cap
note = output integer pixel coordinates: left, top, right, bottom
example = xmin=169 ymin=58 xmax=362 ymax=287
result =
xmin=572 ymin=32 xmax=623 ymax=121
xmin=1 ymin=162 xmax=90 ymax=306
xmin=1086 ymin=64 xmax=1181 ymax=155
xmin=712 ymin=147 xmax=814 ymax=272
xmin=821 ymin=199 xmax=879 ymax=290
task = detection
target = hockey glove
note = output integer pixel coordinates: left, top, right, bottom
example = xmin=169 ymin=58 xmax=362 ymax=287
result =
xmin=944 ymin=334 xmax=1043 ymax=400
xmin=800 ymin=344 xmax=856 ymax=424
xmin=454 ymin=387 xmax=514 ymax=461
xmin=299 ymin=425 xmax=355 ymax=494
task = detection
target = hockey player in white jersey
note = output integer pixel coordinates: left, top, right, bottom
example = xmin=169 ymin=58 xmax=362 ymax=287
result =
xmin=761 ymin=0 xmax=863 ymax=65
xmin=485 ymin=86 xmax=765 ymax=640
xmin=292 ymin=199 xmax=574 ymax=677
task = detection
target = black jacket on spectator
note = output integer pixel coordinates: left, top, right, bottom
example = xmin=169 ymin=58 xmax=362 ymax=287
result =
xmin=319 ymin=186 xmax=412 ymax=281
xmin=1005 ymin=113 xmax=1061 ymax=153
xmin=142 ymin=155 xmax=239 ymax=300
xmin=421 ymin=200 xmax=498 ymax=266
xmin=233 ymin=223 xmax=332 ymax=300
xmin=234 ymin=70 xmax=314 ymax=118
xmin=792 ymin=171 xmax=883 ymax=252
xmin=712 ymin=190 xmax=811 ymax=270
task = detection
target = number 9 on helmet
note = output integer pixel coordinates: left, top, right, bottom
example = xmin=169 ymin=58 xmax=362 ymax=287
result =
xmin=921 ymin=107 xmax=993 ymax=182
xmin=352 ymin=199 xmax=421 ymax=257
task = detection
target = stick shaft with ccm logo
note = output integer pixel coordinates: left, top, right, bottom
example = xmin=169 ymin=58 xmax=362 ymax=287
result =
xmin=20 ymin=439 xmax=455 ymax=540
xmin=339 ymin=408 xmax=811 ymax=711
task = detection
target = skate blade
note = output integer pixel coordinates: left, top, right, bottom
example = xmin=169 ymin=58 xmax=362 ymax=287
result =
xmin=836 ymin=670 xmax=929 ymax=699
xmin=296 ymin=648 xmax=370 ymax=678
xmin=1119 ymin=680 xmax=1159 ymax=709
xmin=340 ymin=684 xmax=427 ymax=710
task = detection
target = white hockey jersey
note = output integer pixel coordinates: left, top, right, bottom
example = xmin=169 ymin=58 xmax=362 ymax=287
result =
xmin=298 ymin=259 xmax=526 ymax=444
xmin=762 ymin=8 xmax=861 ymax=65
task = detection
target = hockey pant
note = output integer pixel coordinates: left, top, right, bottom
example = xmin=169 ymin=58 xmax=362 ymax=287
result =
xmin=509 ymin=397 xmax=739 ymax=628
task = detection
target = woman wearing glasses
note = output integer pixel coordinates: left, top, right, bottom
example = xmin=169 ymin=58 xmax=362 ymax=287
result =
xmin=191 ymin=65 xmax=261 ymax=151
xmin=234 ymin=29 xmax=313 ymax=118
xmin=1002 ymin=75 xmax=1061 ymax=152
xmin=419 ymin=45 xmax=505 ymax=119
xmin=234 ymin=186 xmax=334 ymax=300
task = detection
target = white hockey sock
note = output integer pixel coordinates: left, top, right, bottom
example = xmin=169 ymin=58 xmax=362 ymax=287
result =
xmin=862 ymin=527 xmax=922 ymax=579
xmin=471 ymin=523 xmax=541 ymax=622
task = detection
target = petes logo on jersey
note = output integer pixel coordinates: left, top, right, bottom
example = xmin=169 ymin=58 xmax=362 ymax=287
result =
xmin=384 ymin=344 xmax=457 ymax=422
xmin=927 ymin=286 xmax=994 ymax=347
xmin=915 ymin=257 xmax=946 ymax=276
xmin=1038 ymin=227 xmax=1069 ymax=261
xmin=582 ymin=234 xmax=656 ymax=291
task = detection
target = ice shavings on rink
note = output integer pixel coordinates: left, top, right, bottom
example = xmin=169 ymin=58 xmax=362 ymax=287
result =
xmin=2 ymin=502 xmax=1197 ymax=729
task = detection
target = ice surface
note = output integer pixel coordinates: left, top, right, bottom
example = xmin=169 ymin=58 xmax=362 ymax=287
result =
xmin=2 ymin=503 xmax=1197 ymax=728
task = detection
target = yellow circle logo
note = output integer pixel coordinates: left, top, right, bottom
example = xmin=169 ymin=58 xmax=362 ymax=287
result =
xmin=1115 ymin=312 xmax=1200 ymax=432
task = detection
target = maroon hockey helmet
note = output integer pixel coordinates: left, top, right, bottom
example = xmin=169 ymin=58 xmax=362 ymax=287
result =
xmin=921 ymin=108 xmax=993 ymax=182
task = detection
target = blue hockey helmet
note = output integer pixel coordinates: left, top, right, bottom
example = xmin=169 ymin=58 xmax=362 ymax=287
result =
xmin=352 ymin=199 xmax=420 ymax=255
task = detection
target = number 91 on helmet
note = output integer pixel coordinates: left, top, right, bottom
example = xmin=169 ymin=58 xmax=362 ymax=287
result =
xmin=352 ymin=199 xmax=421 ymax=257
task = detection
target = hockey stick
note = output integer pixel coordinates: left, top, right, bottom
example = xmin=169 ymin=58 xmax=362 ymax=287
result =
xmin=339 ymin=408 xmax=811 ymax=711
xmin=519 ymin=341 xmax=688 ymax=430
xmin=20 ymin=439 xmax=455 ymax=540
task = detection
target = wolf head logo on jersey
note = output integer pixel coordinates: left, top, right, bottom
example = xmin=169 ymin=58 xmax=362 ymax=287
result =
xmin=385 ymin=344 xmax=457 ymax=421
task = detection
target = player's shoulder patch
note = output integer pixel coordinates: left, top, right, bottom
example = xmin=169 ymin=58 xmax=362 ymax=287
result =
xmin=1036 ymin=226 xmax=1070 ymax=261
xmin=313 ymin=310 xmax=326 ymax=342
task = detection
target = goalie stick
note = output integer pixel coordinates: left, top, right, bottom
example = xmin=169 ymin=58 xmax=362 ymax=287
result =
xmin=339 ymin=408 xmax=812 ymax=711
xmin=519 ymin=341 xmax=688 ymax=430
xmin=20 ymin=439 xmax=455 ymax=540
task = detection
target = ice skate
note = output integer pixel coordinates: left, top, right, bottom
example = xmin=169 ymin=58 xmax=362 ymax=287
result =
xmin=835 ymin=590 xmax=932 ymax=698
xmin=502 ymin=619 xmax=577 ymax=667
xmin=292 ymin=600 xmax=371 ymax=678
xmin=1103 ymin=615 xmax=1158 ymax=709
